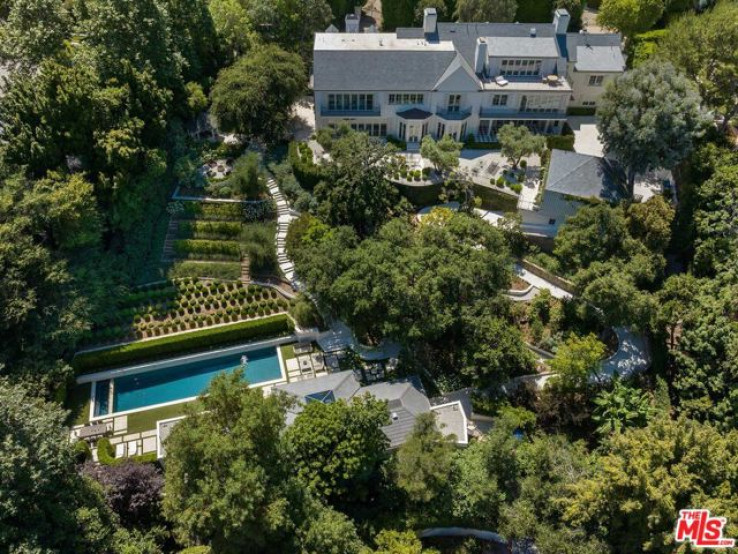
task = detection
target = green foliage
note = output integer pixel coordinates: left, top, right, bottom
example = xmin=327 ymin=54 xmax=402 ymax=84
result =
xmin=289 ymin=293 xmax=323 ymax=328
xmin=565 ymin=417 xmax=738 ymax=552
xmin=0 ymin=0 xmax=70 ymax=68
xmin=210 ymin=45 xmax=307 ymax=143
xmin=178 ymin=220 xmax=242 ymax=239
xmin=73 ymin=314 xmax=294 ymax=371
xmin=97 ymin=437 xmax=116 ymax=465
xmin=373 ymin=530 xmax=434 ymax=553
xmin=241 ymin=221 xmax=278 ymax=272
xmin=658 ymin=2 xmax=738 ymax=130
xmin=598 ymin=61 xmax=707 ymax=192
xmin=285 ymin=396 xmax=389 ymax=505
xmin=162 ymin=370 xmax=298 ymax=553
xmin=627 ymin=29 xmax=668 ymax=68
xmin=593 ymin=378 xmax=653 ymax=434
xmin=288 ymin=141 xmax=326 ymax=189
xmin=229 ymin=152 xmax=264 ymax=199
xmin=516 ymin=0 xmax=553 ymax=23
xmin=173 ymin=239 xmax=241 ymax=260
xmin=597 ymin=0 xmax=664 ymax=37
xmin=545 ymin=134 xmax=576 ymax=151
xmin=549 ymin=333 xmax=607 ymax=389
xmin=314 ymin=131 xmax=411 ymax=237
xmin=382 ymin=0 xmax=419 ymax=30
xmin=420 ymin=134 xmax=462 ymax=175
xmin=0 ymin=381 xmax=118 ymax=552
xmin=555 ymin=0 xmax=585 ymax=31
xmin=177 ymin=201 xmax=243 ymax=221
xmin=396 ymin=412 xmax=455 ymax=505
xmin=498 ymin=124 xmax=546 ymax=169
xmin=297 ymin=503 xmax=366 ymax=554
xmin=455 ymin=0 xmax=519 ymax=21
xmin=74 ymin=439 xmax=93 ymax=464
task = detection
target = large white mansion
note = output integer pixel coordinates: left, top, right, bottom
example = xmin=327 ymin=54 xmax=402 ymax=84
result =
xmin=312 ymin=8 xmax=625 ymax=144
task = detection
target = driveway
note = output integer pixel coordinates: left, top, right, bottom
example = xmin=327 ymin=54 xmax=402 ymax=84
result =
xmin=568 ymin=116 xmax=604 ymax=157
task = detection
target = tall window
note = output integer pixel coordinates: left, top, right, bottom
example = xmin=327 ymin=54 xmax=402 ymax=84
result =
xmin=519 ymin=95 xmax=562 ymax=113
xmin=588 ymin=75 xmax=604 ymax=87
xmin=388 ymin=93 xmax=424 ymax=105
xmin=326 ymin=94 xmax=375 ymax=111
xmin=447 ymin=94 xmax=461 ymax=113
xmin=436 ymin=122 xmax=445 ymax=137
xmin=492 ymin=94 xmax=508 ymax=106
xmin=500 ymin=59 xmax=542 ymax=76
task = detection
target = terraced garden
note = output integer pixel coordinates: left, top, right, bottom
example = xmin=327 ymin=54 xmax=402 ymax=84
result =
xmin=81 ymin=278 xmax=289 ymax=348
xmin=164 ymin=200 xmax=277 ymax=281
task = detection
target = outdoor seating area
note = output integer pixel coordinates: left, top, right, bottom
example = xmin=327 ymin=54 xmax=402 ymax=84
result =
xmin=199 ymin=158 xmax=234 ymax=180
xmin=285 ymin=343 xmax=329 ymax=382
xmin=72 ymin=413 xmax=159 ymax=462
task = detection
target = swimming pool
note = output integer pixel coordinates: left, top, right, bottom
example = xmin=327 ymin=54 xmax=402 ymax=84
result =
xmin=92 ymin=346 xmax=283 ymax=416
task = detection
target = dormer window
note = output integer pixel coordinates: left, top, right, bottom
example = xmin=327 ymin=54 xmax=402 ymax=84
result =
xmin=500 ymin=59 xmax=542 ymax=77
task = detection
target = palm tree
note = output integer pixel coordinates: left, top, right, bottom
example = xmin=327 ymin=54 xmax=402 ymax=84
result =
xmin=593 ymin=378 xmax=653 ymax=435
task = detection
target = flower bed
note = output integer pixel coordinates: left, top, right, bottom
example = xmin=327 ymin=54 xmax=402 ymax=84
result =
xmin=173 ymin=239 xmax=241 ymax=261
xmin=84 ymin=279 xmax=290 ymax=346
xmin=74 ymin=314 xmax=294 ymax=372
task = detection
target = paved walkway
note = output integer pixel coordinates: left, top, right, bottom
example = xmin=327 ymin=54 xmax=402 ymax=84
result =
xmin=267 ymin=177 xmax=298 ymax=283
xmin=513 ymin=263 xmax=572 ymax=300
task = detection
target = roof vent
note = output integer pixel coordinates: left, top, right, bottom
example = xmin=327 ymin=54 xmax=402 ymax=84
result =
xmin=530 ymin=27 xmax=537 ymax=37
xmin=391 ymin=412 xmax=399 ymax=421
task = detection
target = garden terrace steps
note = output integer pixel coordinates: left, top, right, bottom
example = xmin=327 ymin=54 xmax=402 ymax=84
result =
xmin=240 ymin=259 xmax=251 ymax=284
xmin=266 ymin=177 xmax=299 ymax=284
xmin=161 ymin=218 xmax=180 ymax=262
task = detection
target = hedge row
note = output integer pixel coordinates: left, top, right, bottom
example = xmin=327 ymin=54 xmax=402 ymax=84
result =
xmin=168 ymin=261 xmax=242 ymax=281
xmin=178 ymin=220 xmax=242 ymax=239
xmin=173 ymin=239 xmax=241 ymax=260
xmin=546 ymin=135 xmax=576 ymax=152
xmin=179 ymin=202 xmax=243 ymax=221
xmin=74 ymin=314 xmax=294 ymax=372
xmin=288 ymin=142 xmax=325 ymax=190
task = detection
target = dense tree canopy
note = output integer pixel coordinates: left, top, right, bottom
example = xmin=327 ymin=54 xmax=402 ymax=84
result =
xmin=658 ymin=1 xmax=738 ymax=131
xmin=210 ymin=44 xmax=306 ymax=143
xmin=597 ymin=0 xmax=664 ymax=37
xmin=598 ymin=61 xmax=708 ymax=192
xmin=455 ymin=0 xmax=519 ymax=22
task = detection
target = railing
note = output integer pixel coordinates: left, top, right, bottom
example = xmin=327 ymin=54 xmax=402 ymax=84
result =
xmin=320 ymin=107 xmax=381 ymax=117
xmin=436 ymin=108 xmax=472 ymax=120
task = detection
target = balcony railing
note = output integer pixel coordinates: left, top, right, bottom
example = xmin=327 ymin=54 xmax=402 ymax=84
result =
xmin=436 ymin=108 xmax=472 ymax=121
xmin=320 ymin=107 xmax=381 ymax=117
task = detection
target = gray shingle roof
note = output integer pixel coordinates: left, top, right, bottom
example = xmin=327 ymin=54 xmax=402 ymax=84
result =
xmin=274 ymin=370 xmax=360 ymax=400
xmin=313 ymin=47 xmax=458 ymax=91
xmin=545 ymin=149 xmax=627 ymax=202
xmin=486 ymin=36 xmax=560 ymax=58
xmin=574 ymin=45 xmax=625 ymax=72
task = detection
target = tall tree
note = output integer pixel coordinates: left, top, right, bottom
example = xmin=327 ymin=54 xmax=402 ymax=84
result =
xmin=0 ymin=380 xmax=118 ymax=552
xmin=565 ymin=416 xmax=738 ymax=553
xmin=284 ymin=396 xmax=389 ymax=507
xmin=455 ymin=0 xmax=519 ymax=22
xmin=163 ymin=0 xmax=220 ymax=81
xmin=420 ymin=134 xmax=462 ymax=175
xmin=597 ymin=61 xmax=708 ymax=193
xmin=297 ymin=502 xmax=366 ymax=554
xmin=497 ymin=124 xmax=545 ymax=169
xmin=396 ymin=412 xmax=455 ymax=505
xmin=314 ymin=132 xmax=411 ymax=237
xmin=597 ymin=0 xmax=664 ymax=37
xmin=658 ymin=1 xmax=738 ymax=131
xmin=625 ymin=195 xmax=675 ymax=254
xmin=162 ymin=370 xmax=300 ymax=553
xmin=210 ymin=44 xmax=306 ymax=143
xmin=549 ymin=333 xmax=607 ymax=389
xmin=0 ymin=0 xmax=70 ymax=68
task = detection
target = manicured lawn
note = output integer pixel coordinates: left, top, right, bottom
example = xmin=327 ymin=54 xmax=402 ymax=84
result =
xmin=279 ymin=343 xmax=296 ymax=362
xmin=126 ymin=401 xmax=193 ymax=435
xmin=66 ymin=382 xmax=92 ymax=427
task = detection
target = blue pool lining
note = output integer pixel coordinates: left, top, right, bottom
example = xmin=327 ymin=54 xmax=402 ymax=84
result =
xmin=83 ymin=336 xmax=295 ymax=422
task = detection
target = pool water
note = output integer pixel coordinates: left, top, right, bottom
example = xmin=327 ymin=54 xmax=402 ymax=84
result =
xmin=107 ymin=347 xmax=282 ymax=414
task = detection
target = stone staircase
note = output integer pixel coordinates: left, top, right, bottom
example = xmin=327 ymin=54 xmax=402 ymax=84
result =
xmin=161 ymin=217 xmax=179 ymax=262
xmin=240 ymin=258 xmax=251 ymax=283
xmin=267 ymin=178 xmax=298 ymax=282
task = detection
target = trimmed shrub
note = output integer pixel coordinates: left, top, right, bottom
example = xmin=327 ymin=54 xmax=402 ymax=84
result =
xmin=74 ymin=315 xmax=294 ymax=372
xmin=178 ymin=202 xmax=243 ymax=221
xmin=97 ymin=438 xmax=116 ymax=465
xmin=74 ymin=440 xmax=92 ymax=464
xmin=178 ymin=220 xmax=241 ymax=239
xmin=510 ymin=183 xmax=523 ymax=194
xmin=546 ymin=134 xmax=576 ymax=151
xmin=173 ymin=240 xmax=241 ymax=261
xmin=288 ymin=142 xmax=325 ymax=190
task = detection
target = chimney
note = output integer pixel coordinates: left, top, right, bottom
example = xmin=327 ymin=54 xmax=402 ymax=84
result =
xmin=474 ymin=38 xmax=488 ymax=75
xmin=553 ymin=9 xmax=570 ymax=35
xmin=345 ymin=12 xmax=359 ymax=33
xmin=423 ymin=7 xmax=437 ymax=36
xmin=530 ymin=27 xmax=537 ymax=37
